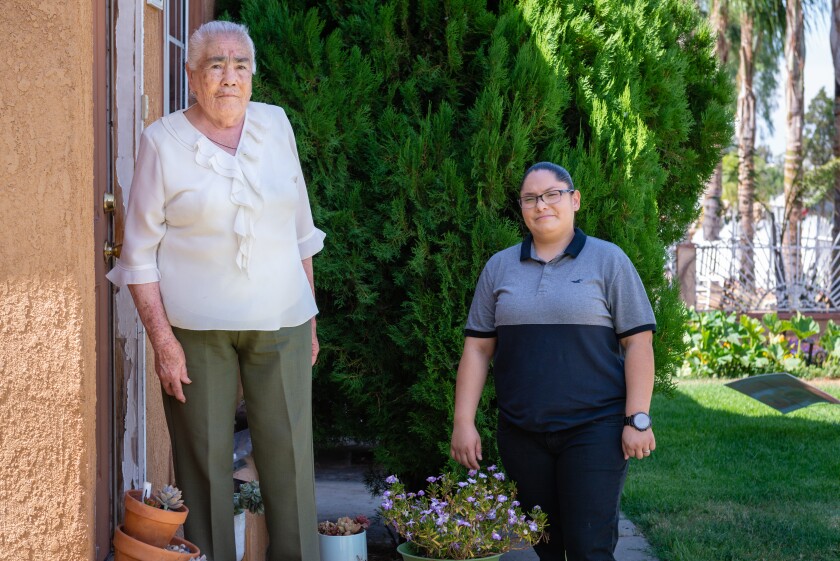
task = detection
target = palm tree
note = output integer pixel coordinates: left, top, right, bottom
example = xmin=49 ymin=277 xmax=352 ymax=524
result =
xmin=702 ymin=0 xmax=730 ymax=241
xmin=736 ymin=7 xmax=758 ymax=286
xmin=782 ymin=0 xmax=805 ymax=305
xmin=734 ymin=0 xmax=784 ymax=291
xmin=831 ymin=0 xmax=840 ymax=305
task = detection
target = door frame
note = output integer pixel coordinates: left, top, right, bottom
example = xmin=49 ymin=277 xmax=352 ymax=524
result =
xmin=93 ymin=0 xmax=115 ymax=557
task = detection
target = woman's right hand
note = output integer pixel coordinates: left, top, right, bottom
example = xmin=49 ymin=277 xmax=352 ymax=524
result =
xmin=153 ymin=336 xmax=191 ymax=403
xmin=450 ymin=421 xmax=483 ymax=470
xmin=128 ymin=283 xmax=192 ymax=404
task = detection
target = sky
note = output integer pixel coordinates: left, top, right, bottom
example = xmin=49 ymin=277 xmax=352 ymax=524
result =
xmin=763 ymin=16 xmax=834 ymax=157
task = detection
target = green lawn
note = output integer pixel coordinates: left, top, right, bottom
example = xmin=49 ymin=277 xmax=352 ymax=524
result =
xmin=621 ymin=379 xmax=840 ymax=561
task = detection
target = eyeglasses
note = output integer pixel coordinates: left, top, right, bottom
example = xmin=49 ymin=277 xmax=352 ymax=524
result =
xmin=518 ymin=189 xmax=575 ymax=209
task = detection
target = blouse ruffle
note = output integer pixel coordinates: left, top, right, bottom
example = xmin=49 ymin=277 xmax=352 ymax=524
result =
xmin=192 ymin=113 xmax=267 ymax=276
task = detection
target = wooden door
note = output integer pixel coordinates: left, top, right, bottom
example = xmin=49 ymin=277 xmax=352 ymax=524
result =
xmin=93 ymin=0 xmax=116 ymax=558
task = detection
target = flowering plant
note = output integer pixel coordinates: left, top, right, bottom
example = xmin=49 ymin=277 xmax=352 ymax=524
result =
xmin=318 ymin=515 xmax=371 ymax=536
xmin=379 ymin=466 xmax=548 ymax=559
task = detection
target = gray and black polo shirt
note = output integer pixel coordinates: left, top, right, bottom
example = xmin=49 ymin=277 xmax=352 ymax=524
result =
xmin=465 ymin=228 xmax=656 ymax=433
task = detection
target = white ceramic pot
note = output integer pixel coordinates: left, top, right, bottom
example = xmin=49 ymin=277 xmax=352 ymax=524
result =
xmin=318 ymin=530 xmax=367 ymax=561
xmin=234 ymin=512 xmax=246 ymax=561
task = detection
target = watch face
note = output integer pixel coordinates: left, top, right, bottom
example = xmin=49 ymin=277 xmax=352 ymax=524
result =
xmin=633 ymin=413 xmax=651 ymax=430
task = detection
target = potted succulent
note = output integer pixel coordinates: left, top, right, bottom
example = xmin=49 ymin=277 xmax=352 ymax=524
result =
xmin=317 ymin=515 xmax=371 ymax=561
xmin=113 ymin=525 xmax=201 ymax=561
xmin=233 ymin=491 xmax=246 ymax=561
xmin=123 ymin=484 xmax=190 ymax=548
xmin=379 ymin=466 xmax=548 ymax=560
xmin=237 ymin=480 xmax=267 ymax=561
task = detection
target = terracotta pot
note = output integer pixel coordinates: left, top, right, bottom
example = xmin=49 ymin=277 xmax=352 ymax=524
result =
xmin=124 ymin=489 xmax=189 ymax=548
xmin=113 ymin=525 xmax=200 ymax=561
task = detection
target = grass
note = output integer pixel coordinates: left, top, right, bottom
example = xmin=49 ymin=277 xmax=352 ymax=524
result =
xmin=621 ymin=379 xmax=840 ymax=561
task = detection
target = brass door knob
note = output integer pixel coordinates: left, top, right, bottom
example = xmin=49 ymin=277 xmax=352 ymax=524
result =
xmin=103 ymin=192 xmax=116 ymax=213
xmin=104 ymin=241 xmax=122 ymax=262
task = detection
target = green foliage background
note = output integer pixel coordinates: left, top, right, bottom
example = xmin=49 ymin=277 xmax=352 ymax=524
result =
xmin=235 ymin=0 xmax=733 ymax=483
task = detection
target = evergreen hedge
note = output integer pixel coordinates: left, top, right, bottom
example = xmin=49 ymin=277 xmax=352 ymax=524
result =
xmin=237 ymin=0 xmax=733 ymax=484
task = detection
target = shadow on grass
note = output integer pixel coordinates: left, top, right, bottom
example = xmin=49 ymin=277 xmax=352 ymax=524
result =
xmin=621 ymin=381 xmax=840 ymax=561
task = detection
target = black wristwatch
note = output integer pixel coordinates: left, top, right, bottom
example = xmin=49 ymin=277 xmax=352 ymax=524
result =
xmin=624 ymin=412 xmax=652 ymax=431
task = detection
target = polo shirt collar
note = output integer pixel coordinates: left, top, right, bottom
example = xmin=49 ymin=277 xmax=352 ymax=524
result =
xmin=520 ymin=227 xmax=588 ymax=261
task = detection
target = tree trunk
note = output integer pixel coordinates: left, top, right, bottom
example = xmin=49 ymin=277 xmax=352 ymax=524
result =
xmin=702 ymin=0 xmax=729 ymax=241
xmin=831 ymin=0 xmax=840 ymax=306
xmin=737 ymin=10 xmax=756 ymax=289
xmin=783 ymin=0 xmax=805 ymax=309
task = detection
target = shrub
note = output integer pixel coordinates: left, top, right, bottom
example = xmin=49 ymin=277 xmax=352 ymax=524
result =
xmin=239 ymin=0 xmax=733 ymax=483
xmin=680 ymin=310 xmax=838 ymax=379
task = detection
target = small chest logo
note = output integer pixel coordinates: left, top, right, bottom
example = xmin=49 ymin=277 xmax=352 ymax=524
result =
xmin=571 ymin=278 xmax=583 ymax=283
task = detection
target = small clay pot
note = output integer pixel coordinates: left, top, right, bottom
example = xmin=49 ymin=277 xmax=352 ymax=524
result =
xmin=123 ymin=490 xmax=189 ymax=548
xmin=113 ymin=525 xmax=200 ymax=561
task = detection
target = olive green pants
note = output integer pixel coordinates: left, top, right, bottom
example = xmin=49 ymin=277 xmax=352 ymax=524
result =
xmin=162 ymin=322 xmax=318 ymax=561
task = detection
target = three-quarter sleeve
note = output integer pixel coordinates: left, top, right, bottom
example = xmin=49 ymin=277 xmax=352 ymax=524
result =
xmin=280 ymin=109 xmax=326 ymax=260
xmin=105 ymin=130 xmax=166 ymax=287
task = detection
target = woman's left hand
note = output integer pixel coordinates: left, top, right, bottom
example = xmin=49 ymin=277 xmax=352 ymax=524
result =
xmin=622 ymin=426 xmax=656 ymax=460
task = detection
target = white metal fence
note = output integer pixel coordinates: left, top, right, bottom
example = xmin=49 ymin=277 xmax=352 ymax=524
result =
xmin=674 ymin=212 xmax=840 ymax=313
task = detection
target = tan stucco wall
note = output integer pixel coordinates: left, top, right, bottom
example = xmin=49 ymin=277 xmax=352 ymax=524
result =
xmin=0 ymin=0 xmax=96 ymax=559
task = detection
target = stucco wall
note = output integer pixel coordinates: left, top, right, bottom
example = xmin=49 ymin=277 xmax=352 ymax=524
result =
xmin=0 ymin=1 xmax=96 ymax=559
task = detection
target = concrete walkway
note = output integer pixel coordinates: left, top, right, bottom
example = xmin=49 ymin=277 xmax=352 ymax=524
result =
xmin=315 ymin=462 xmax=658 ymax=561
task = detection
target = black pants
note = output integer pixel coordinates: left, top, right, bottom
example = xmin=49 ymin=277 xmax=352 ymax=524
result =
xmin=497 ymin=415 xmax=628 ymax=561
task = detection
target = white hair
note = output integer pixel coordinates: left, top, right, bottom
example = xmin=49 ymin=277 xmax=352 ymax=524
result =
xmin=187 ymin=21 xmax=257 ymax=74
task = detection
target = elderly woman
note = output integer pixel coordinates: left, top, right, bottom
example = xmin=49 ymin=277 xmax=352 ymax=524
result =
xmin=450 ymin=162 xmax=657 ymax=561
xmin=107 ymin=21 xmax=324 ymax=561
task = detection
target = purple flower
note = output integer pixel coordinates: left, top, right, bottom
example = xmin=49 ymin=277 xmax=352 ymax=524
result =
xmin=468 ymin=469 xmax=478 ymax=476
xmin=529 ymin=521 xmax=539 ymax=532
xmin=493 ymin=472 xmax=505 ymax=481
xmin=533 ymin=505 xmax=542 ymax=511
xmin=418 ymin=490 xmax=425 ymax=496
xmin=381 ymin=499 xmax=393 ymax=510
xmin=512 ymin=500 xmax=520 ymax=507
xmin=405 ymin=532 xmax=412 ymax=540
xmin=426 ymin=476 xmax=437 ymax=483
xmin=383 ymin=490 xmax=391 ymax=498
xmin=385 ymin=475 xmax=398 ymax=484
xmin=458 ymin=482 xmax=468 ymax=488
xmin=487 ymin=465 xmax=497 ymax=472
xmin=457 ymin=519 xmax=471 ymax=527
xmin=492 ymin=531 xmax=502 ymax=540
xmin=486 ymin=509 xmax=497 ymax=520
xmin=466 ymin=496 xmax=476 ymax=503
xmin=478 ymin=473 xmax=487 ymax=479
xmin=497 ymin=495 xmax=508 ymax=503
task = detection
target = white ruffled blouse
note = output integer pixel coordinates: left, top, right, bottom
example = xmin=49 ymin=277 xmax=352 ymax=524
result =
xmin=106 ymin=102 xmax=326 ymax=331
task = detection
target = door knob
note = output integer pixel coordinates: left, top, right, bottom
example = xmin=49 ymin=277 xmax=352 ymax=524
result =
xmin=104 ymin=241 xmax=122 ymax=262
xmin=103 ymin=192 xmax=116 ymax=213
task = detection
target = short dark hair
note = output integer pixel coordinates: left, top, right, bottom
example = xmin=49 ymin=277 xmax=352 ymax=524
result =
xmin=520 ymin=162 xmax=574 ymax=191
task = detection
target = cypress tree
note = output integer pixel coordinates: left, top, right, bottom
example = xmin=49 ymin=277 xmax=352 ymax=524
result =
xmin=239 ymin=0 xmax=733 ymax=484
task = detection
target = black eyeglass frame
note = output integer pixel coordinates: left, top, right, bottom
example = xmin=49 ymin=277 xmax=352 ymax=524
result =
xmin=517 ymin=188 xmax=576 ymax=209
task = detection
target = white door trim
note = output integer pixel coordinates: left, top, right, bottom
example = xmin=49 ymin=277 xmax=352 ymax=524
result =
xmin=114 ymin=0 xmax=147 ymax=493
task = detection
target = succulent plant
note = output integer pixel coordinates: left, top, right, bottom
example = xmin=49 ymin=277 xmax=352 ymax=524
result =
xmin=238 ymin=481 xmax=264 ymax=515
xmin=155 ymin=485 xmax=184 ymax=511
xmin=318 ymin=515 xmax=371 ymax=536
